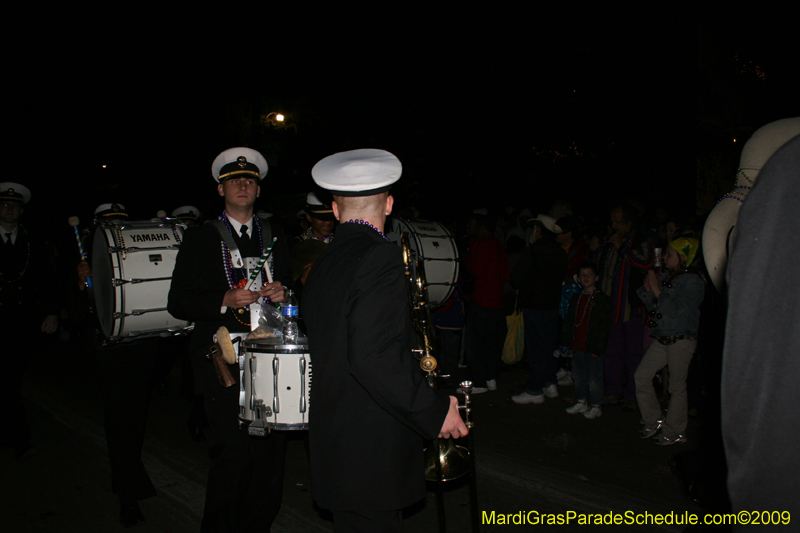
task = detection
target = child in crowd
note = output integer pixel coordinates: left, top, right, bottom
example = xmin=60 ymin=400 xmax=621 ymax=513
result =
xmin=561 ymin=262 xmax=612 ymax=419
xmin=635 ymin=237 xmax=704 ymax=445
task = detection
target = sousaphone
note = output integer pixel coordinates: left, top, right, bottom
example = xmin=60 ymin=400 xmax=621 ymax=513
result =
xmin=401 ymin=232 xmax=479 ymax=533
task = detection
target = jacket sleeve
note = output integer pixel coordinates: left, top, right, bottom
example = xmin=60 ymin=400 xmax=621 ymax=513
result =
xmin=589 ymin=293 xmax=613 ymax=355
xmin=656 ymin=274 xmax=705 ymax=319
xmin=346 ymin=243 xmax=450 ymax=439
xmin=637 ymin=284 xmax=657 ymax=311
xmin=510 ymin=247 xmax=532 ymax=291
xmin=560 ymin=293 xmax=579 ymax=347
xmin=620 ymin=236 xmax=653 ymax=273
xmin=168 ymin=227 xmax=229 ymax=322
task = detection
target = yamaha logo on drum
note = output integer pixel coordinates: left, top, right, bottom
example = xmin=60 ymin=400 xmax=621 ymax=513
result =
xmin=130 ymin=233 xmax=173 ymax=243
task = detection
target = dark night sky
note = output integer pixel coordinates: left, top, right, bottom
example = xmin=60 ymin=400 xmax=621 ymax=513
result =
xmin=7 ymin=7 xmax=798 ymax=234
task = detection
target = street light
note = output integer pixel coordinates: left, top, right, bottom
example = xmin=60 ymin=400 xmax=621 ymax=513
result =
xmin=263 ymin=111 xmax=285 ymax=126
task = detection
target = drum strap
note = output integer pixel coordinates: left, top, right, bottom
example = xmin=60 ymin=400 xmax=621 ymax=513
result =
xmin=208 ymin=219 xmax=245 ymax=268
xmin=207 ymin=217 xmax=274 ymax=271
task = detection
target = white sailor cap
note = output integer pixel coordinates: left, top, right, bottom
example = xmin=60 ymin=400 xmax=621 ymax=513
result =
xmin=311 ymin=149 xmax=401 ymax=197
xmin=172 ymin=205 xmax=200 ymax=220
xmin=305 ymin=191 xmax=335 ymax=220
xmin=212 ymin=147 xmax=268 ymax=183
xmin=0 ymin=182 xmax=31 ymax=204
xmin=94 ymin=203 xmax=128 ymax=219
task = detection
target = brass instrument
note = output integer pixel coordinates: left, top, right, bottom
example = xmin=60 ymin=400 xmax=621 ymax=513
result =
xmin=401 ymin=232 xmax=479 ymax=532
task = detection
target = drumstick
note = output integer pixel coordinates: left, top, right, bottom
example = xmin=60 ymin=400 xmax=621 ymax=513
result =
xmin=244 ymin=237 xmax=277 ymax=291
xmin=68 ymin=216 xmax=92 ymax=288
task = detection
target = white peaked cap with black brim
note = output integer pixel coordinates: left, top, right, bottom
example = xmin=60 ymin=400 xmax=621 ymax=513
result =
xmin=212 ymin=147 xmax=268 ymax=183
xmin=311 ymin=149 xmax=401 ymax=197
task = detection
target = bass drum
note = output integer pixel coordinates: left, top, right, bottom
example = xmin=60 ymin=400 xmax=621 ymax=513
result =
xmin=386 ymin=218 xmax=459 ymax=310
xmin=92 ymin=220 xmax=192 ymax=342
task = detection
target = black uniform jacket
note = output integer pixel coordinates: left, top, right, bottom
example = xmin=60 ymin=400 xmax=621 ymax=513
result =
xmin=0 ymin=225 xmax=58 ymax=325
xmin=167 ymin=220 xmax=292 ymax=355
xmin=302 ymin=222 xmax=450 ymax=511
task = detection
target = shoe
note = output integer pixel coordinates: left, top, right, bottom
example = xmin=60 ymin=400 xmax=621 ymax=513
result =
xmin=654 ymin=434 xmax=687 ymax=446
xmin=543 ymin=384 xmax=558 ymax=398
xmin=583 ymin=406 xmax=602 ymax=419
xmin=486 ymin=379 xmax=497 ymax=391
xmin=639 ymin=420 xmax=663 ymax=439
xmin=120 ymin=502 xmax=146 ymax=528
xmin=604 ymin=395 xmax=623 ymax=405
xmin=512 ymin=391 xmax=545 ymax=404
xmin=558 ymin=372 xmax=573 ymax=386
xmin=566 ymin=401 xmax=588 ymax=414
xmin=457 ymin=386 xmax=488 ymax=394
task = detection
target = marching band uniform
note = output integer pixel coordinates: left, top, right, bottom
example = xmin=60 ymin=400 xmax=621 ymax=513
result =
xmin=303 ymin=150 xmax=458 ymax=531
xmin=0 ymin=183 xmax=58 ymax=459
xmin=76 ymin=203 xmax=158 ymax=527
xmin=168 ymin=148 xmax=292 ymax=532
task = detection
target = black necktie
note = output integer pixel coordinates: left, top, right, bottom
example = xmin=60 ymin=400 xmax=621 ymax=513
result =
xmin=240 ymin=225 xmax=250 ymax=242
xmin=4 ymin=233 xmax=12 ymax=246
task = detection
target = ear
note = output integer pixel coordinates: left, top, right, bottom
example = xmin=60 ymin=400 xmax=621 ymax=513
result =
xmin=256 ymin=184 xmax=260 ymax=198
xmin=217 ymin=183 xmax=224 ymax=197
xmin=385 ymin=194 xmax=394 ymax=216
xmin=306 ymin=213 xmax=313 ymax=223
xmin=331 ymin=200 xmax=340 ymax=221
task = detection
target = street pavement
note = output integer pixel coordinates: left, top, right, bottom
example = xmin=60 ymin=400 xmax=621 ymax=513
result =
xmin=1 ymin=336 xmax=720 ymax=532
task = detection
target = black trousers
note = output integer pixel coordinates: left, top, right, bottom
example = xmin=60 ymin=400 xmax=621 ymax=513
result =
xmin=97 ymin=339 xmax=158 ymax=505
xmin=0 ymin=321 xmax=36 ymax=453
xmin=197 ymin=350 xmax=287 ymax=532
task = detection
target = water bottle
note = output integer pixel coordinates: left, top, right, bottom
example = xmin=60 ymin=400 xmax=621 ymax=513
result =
xmin=282 ymin=289 xmax=299 ymax=343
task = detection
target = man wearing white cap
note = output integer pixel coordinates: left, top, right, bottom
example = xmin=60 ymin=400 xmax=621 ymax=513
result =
xmin=510 ymin=215 xmax=568 ymax=406
xmin=0 ymin=183 xmax=58 ymax=459
xmin=298 ymin=191 xmax=335 ymax=244
xmin=168 ymin=147 xmax=292 ymax=532
xmin=303 ymin=149 xmax=468 ymax=531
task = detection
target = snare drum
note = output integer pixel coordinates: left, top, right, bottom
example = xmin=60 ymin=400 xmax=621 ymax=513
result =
xmin=92 ymin=220 xmax=192 ymax=342
xmin=240 ymin=338 xmax=311 ymax=434
xmin=386 ymin=218 xmax=460 ymax=309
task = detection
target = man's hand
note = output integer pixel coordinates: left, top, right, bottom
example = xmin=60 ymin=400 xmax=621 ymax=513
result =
xmin=608 ymin=234 xmax=623 ymax=250
xmin=222 ymin=288 xmax=262 ymax=308
xmin=300 ymin=263 xmax=313 ymax=285
xmin=259 ymin=281 xmax=286 ymax=303
xmin=77 ymin=261 xmax=91 ymax=290
xmin=41 ymin=315 xmax=58 ymax=334
xmin=438 ymin=396 xmax=469 ymax=439
xmin=647 ymin=270 xmax=661 ymax=298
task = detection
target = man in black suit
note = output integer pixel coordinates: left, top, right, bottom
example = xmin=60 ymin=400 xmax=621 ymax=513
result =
xmin=0 ymin=183 xmax=58 ymax=459
xmin=168 ymin=147 xmax=292 ymax=532
xmin=303 ymin=149 xmax=468 ymax=532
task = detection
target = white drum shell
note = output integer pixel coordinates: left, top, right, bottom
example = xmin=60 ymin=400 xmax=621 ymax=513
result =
xmin=386 ymin=218 xmax=459 ymax=309
xmin=92 ymin=220 xmax=191 ymax=341
xmin=240 ymin=339 xmax=312 ymax=430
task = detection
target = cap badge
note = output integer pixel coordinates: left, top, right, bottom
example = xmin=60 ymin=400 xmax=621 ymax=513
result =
xmin=237 ymin=156 xmax=248 ymax=168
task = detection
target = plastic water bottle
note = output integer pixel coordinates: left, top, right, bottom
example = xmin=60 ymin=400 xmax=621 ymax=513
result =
xmin=282 ymin=289 xmax=299 ymax=343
